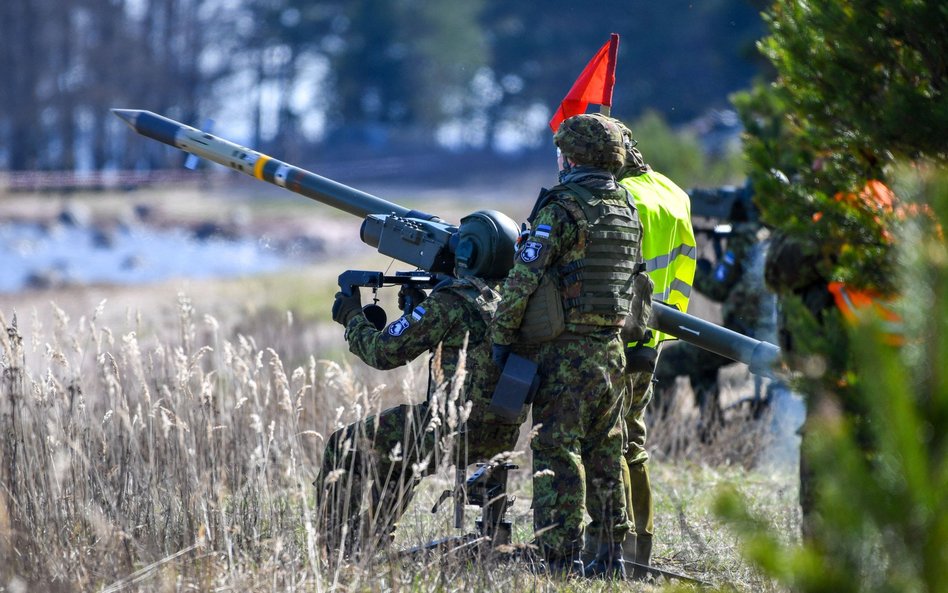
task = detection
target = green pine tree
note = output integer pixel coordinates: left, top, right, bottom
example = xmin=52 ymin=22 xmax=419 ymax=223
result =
xmin=718 ymin=2 xmax=948 ymax=591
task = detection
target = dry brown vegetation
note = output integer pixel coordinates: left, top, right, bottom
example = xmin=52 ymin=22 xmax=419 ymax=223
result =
xmin=0 ymin=290 xmax=797 ymax=593
xmin=0 ymin=186 xmax=796 ymax=592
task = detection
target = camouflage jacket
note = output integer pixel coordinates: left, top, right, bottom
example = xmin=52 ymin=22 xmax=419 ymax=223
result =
xmin=345 ymin=278 xmax=507 ymax=425
xmin=492 ymin=168 xmax=632 ymax=345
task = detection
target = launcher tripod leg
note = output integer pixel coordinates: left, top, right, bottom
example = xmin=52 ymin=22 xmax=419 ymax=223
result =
xmin=398 ymin=462 xmax=517 ymax=559
xmin=474 ymin=464 xmax=514 ymax=548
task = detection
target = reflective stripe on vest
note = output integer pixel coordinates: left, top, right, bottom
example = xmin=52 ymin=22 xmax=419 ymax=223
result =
xmin=827 ymin=281 xmax=903 ymax=345
xmin=642 ymin=243 xmax=697 ymax=273
xmin=655 ymin=277 xmax=693 ymax=302
xmin=620 ymin=171 xmax=697 ymax=346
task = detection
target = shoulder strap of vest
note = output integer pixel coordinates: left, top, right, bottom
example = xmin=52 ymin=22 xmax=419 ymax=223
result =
xmin=622 ymin=186 xmax=638 ymax=213
xmin=432 ymin=276 xmax=454 ymax=292
xmin=564 ymin=182 xmax=597 ymax=204
xmin=527 ymin=187 xmax=553 ymax=225
xmin=529 ymin=183 xmax=589 ymax=224
xmin=568 ymin=182 xmax=637 ymax=213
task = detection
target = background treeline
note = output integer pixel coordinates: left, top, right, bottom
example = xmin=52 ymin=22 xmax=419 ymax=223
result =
xmin=0 ymin=0 xmax=766 ymax=172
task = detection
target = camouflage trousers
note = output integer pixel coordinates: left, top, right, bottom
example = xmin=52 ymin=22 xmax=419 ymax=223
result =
xmin=315 ymin=401 xmax=520 ymax=556
xmin=622 ymin=370 xmax=655 ymax=541
xmin=529 ymin=333 xmax=631 ymax=558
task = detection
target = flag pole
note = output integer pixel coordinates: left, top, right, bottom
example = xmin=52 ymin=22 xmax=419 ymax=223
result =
xmin=600 ymin=33 xmax=620 ymax=117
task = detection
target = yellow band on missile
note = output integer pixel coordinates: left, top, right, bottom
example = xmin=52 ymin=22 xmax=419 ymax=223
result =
xmin=254 ymin=154 xmax=271 ymax=180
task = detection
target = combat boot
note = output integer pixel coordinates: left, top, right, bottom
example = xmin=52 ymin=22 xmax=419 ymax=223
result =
xmin=631 ymin=534 xmax=653 ymax=581
xmin=583 ymin=542 xmax=627 ymax=579
xmin=581 ymin=534 xmax=602 ymax=565
xmin=542 ymin=546 xmax=585 ymax=579
xmin=547 ymin=553 xmax=585 ymax=578
xmin=621 ymin=533 xmax=637 ymax=568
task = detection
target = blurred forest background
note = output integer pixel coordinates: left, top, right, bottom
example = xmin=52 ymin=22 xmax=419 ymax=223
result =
xmin=0 ymin=0 xmax=765 ymax=183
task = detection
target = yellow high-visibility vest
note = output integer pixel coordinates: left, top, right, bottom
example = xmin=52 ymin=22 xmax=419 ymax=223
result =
xmin=620 ymin=170 xmax=697 ymax=347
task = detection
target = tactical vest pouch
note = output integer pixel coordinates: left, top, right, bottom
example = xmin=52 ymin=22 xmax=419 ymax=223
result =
xmin=488 ymin=353 xmax=539 ymax=423
xmin=518 ymin=272 xmax=565 ymax=343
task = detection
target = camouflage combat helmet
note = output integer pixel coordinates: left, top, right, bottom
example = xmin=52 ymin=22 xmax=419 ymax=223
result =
xmin=588 ymin=113 xmax=648 ymax=178
xmin=554 ymin=113 xmax=626 ymax=171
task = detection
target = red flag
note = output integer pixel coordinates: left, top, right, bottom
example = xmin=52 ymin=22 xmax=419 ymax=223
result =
xmin=549 ymin=33 xmax=620 ymax=133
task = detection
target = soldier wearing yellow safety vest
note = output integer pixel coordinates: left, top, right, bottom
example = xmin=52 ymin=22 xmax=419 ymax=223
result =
xmin=654 ymin=185 xmax=778 ymax=441
xmin=589 ymin=114 xmax=697 ymax=577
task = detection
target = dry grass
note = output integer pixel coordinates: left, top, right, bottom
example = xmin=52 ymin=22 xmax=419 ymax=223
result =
xmin=0 ymin=294 xmax=796 ymax=592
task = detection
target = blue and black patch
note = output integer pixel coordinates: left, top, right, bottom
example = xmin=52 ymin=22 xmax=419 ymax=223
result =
xmin=387 ymin=317 xmax=410 ymax=337
xmin=519 ymin=240 xmax=543 ymax=263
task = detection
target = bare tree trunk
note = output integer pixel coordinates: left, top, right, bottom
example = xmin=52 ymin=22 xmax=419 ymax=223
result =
xmin=252 ymin=54 xmax=265 ymax=150
xmin=57 ymin=5 xmax=77 ymax=171
xmin=6 ymin=0 xmax=42 ymax=170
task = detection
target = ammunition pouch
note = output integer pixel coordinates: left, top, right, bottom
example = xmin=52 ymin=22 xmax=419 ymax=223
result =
xmin=518 ymin=272 xmax=565 ymax=344
xmin=625 ymin=341 xmax=658 ymax=374
xmin=488 ymin=353 xmax=540 ymax=423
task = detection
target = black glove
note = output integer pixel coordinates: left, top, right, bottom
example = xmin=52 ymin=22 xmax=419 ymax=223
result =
xmin=492 ymin=343 xmax=512 ymax=370
xmin=332 ymin=290 xmax=362 ymax=326
xmin=398 ymin=285 xmax=427 ymax=314
xmin=625 ymin=339 xmax=658 ymax=373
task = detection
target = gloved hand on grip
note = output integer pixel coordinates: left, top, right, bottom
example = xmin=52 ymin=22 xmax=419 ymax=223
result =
xmin=492 ymin=343 xmax=512 ymax=370
xmin=332 ymin=290 xmax=363 ymax=326
xmin=398 ymin=285 xmax=427 ymax=314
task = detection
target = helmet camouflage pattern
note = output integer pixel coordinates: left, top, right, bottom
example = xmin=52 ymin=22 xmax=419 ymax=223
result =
xmin=554 ymin=113 xmax=626 ymax=171
xmin=588 ymin=113 xmax=648 ymax=177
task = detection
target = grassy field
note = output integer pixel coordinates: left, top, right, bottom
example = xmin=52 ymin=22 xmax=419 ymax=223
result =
xmin=0 ymin=187 xmax=798 ymax=591
xmin=0 ymin=285 xmax=797 ymax=593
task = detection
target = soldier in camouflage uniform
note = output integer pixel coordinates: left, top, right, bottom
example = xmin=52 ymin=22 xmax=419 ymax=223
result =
xmin=654 ymin=201 xmax=776 ymax=439
xmin=491 ymin=114 xmax=640 ymax=577
xmin=601 ymin=114 xmax=694 ymax=577
xmin=316 ymin=249 xmax=523 ymax=558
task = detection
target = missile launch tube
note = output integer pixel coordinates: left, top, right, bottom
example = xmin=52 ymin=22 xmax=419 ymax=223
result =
xmin=111 ymin=109 xmax=426 ymax=220
xmin=651 ymin=302 xmax=780 ymax=378
xmin=115 ymin=108 xmax=782 ymax=377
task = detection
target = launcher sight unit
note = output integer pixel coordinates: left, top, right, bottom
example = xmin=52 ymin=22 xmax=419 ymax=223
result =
xmin=114 ymin=109 xmax=780 ymax=377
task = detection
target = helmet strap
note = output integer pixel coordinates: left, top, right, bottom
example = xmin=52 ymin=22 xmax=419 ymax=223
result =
xmin=557 ymin=148 xmax=573 ymax=183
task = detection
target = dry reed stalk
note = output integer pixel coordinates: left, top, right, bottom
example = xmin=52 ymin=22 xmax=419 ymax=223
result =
xmin=0 ymin=296 xmax=793 ymax=592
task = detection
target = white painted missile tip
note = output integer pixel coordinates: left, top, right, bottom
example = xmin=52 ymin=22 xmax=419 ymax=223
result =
xmin=111 ymin=109 xmax=138 ymax=127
